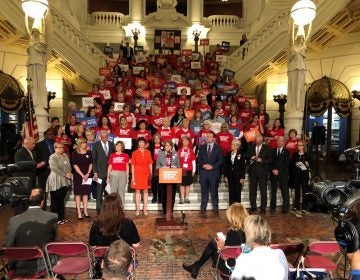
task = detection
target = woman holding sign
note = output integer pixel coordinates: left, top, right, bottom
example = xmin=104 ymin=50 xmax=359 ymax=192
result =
xmin=156 ymin=140 xmax=180 ymax=217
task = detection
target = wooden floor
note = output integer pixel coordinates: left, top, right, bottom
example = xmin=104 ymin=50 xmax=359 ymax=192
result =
xmin=0 ymin=158 xmax=354 ymax=279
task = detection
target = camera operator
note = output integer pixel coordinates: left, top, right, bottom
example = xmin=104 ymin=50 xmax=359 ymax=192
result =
xmin=347 ymin=199 xmax=360 ymax=279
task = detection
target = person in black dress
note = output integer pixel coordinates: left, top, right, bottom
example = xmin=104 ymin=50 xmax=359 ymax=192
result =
xmin=290 ymin=140 xmax=312 ymax=212
xmin=89 ymin=193 xmax=140 ymax=247
xmin=224 ymin=139 xmax=246 ymax=205
xmin=182 ymin=203 xmax=248 ymax=279
xmin=72 ymin=138 xmax=93 ymax=220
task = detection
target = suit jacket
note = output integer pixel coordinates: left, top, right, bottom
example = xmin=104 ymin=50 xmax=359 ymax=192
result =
xmin=156 ymin=150 xmax=180 ymax=169
xmin=197 ymin=143 xmax=223 ymax=173
xmin=35 ymin=140 xmax=54 ymax=177
xmin=246 ymin=143 xmax=272 ymax=178
xmin=14 ymin=147 xmax=36 ymax=188
xmin=270 ymin=147 xmax=290 ymax=174
xmin=5 ymin=207 xmax=58 ymax=274
xmin=92 ymin=140 xmax=115 ymax=178
xmin=224 ymin=151 xmax=246 ymax=180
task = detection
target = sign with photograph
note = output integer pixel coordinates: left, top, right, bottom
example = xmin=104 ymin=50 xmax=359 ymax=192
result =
xmin=177 ymin=86 xmax=191 ymax=96
xmin=99 ymin=89 xmax=111 ymax=100
xmin=133 ymin=66 xmax=145 ymax=75
xmin=114 ymin=137 xmax=132 ymax=150
xmin=114 ymin=102 xmax=125 ymax=112
xmin=119 ymin=64 xmax=129 ymax=72
xmin=222 ymin=41 xmax=230 ymax=52
xmin=191 ymin=62 xmax=201 ymax=69
xmin=82 ymin=97 xmax=94 ymax=108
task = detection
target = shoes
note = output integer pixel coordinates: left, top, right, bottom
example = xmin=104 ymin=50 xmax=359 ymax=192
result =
xmin=282 ymin=209 xmax=289 ymax=214
xmin=77 ymin=216 xmax=83 ymax=220
xmin=249 ymin=208 xmax=257 ymax=214
xmin=213 ymin=210 xmax=219 ymax=216
xmin=182 ymin=262 xmax=200 ymax=279
xmin=185 ymin=198 xmax=190 ymax=203
xmin=152 ymin=197 xmax=157 ymax=203
xmin=270 ymin=208 xmax=276 ymax=213
xmin=84 ymin=214 xmax=91 ymax=218
xmin=200 ymin=210 xmax=206 ymax=218
xmin=135 ymin=211 xmax=140 ymax=217
xmin=144 ymin=210 xmax=149 ymax=216
xmin=260 ymin=209 xmax=266 ymax=214
xmin=179 ymin=198 xmax=184 ymax=204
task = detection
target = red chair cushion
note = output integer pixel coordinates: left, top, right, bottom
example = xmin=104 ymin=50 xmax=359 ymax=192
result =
xmin=52 ymin=257 xmax=90 ymax=275
xmin=305 ymin=255 xmax=337 ymax=271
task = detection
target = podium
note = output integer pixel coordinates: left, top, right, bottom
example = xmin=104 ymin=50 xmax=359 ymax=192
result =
xmin=155 ymin=168 xmax=185 ymax=230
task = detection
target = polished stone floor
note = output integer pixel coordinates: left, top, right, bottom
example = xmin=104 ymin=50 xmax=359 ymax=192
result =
xmin=0 ymin=158 xmax=354 ymax=279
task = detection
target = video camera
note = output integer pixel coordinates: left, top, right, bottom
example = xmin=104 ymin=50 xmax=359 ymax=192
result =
xmin=0 ymin=161 xmax=35 ymax=207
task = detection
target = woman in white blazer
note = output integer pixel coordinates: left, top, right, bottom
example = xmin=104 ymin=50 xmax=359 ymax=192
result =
xmin=46 ymin=142 xmax=72 ymax=225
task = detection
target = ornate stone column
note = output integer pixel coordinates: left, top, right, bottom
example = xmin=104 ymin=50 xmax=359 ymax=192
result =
xmin=188 ymin=0 xmax=203 ymax=23
xmin=130 ymin=0 xmax=145 ymax=22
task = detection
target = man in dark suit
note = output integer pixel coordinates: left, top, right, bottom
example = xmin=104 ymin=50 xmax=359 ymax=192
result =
xmin=14 ymin=137 xmax=44 ymax=189
xmin=123 ymin=41 xmax=134 ymax=63
xmin=246 ymin=134 xmax=272 ymax=214
xmin=35 ymin=128 xmax=55 ymax=191
xmin=5 ymin=188 xmax=58 ymax=275
xmin=197 ymin=131 xmax=223 ymax=217
xmin=270 ymin=136 xmax=290 ymax=213
xmin=93 ymin=130 xmax=115 ymax=213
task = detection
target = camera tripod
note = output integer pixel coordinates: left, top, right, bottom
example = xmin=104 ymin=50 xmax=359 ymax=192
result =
xmin=311 ymin=144 xmax=323 ymax=182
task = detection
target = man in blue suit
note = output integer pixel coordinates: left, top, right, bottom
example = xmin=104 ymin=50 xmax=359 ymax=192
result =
xmin=197 ymin=131 xmax=223 ymax=217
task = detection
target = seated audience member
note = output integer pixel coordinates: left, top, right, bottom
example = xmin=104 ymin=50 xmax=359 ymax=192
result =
xmin=231 ymin=215 xmax=288 ymax=280
xmin=89 ymin=193 xmax=140 ymax=247
xmin=183 ymin=203 xmax=248 ymax=279
xmin=102 ymin=239 xmax=133 ymax=280
xmin=5 ymin=188 xmax=58 ymax=275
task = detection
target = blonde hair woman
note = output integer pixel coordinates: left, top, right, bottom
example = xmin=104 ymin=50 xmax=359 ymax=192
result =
xmin=71 ymin=138 xmax=93 ymax=220
xmin=231 ymin=215 xmax=288 ymax=280
xmin=183 ymin=203 xmax=248 ymax=279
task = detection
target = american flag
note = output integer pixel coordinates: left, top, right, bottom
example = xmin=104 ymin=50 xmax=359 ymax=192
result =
xmin=23 ymin=91 xmax=39 ymax=141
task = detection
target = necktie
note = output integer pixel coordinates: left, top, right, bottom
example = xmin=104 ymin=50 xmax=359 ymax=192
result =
xmin=207 ymin=144 xmax=211 ymax=157
xmin=277 ymin=148 xmax=281 ymax=157
xmin=256 ymin=145 xmax=260 ymax=157
xmin=104 ymin=142 xmax=108 ymax=156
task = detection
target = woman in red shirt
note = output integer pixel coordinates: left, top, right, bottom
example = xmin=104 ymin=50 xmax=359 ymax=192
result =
xmin=266 ymin=118 xmax=285 ymax=149
xmin=107 ymin=141 xmax=129 ymax=204
xmin=119 ymin=103 xmax=136 ymax=129
xmin=107 ymin=104 xmax=119 ymax=129
xmin=178 ymin=136 xmax=196 ymax=204
xmin=239 ymin=100 xmax=254 ymax=128
xmin=246 ymin=114 xmax=264 ymax=135
xmin=228 ymin=115 xmax=243 ymax=139
xmin=135 ymin=104 xmax=151 ymax=125
xmin=54 ymin=125 xmax=71 ymax=157
xmin=132 ymin=120 xmax=152 ymax=146
xmin=257 ymin=103 xmax=270 ymax=127
xmin=285 ymin=129 xmax=299 ymax=158
xmin=216 ymin=124 xmax=234 ymax=156
xmin=96 ymin=116 xmax=112 ymax=134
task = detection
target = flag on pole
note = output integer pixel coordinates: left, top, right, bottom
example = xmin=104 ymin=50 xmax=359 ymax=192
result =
xmin=23 ymin=90 xmax=39 ymax=141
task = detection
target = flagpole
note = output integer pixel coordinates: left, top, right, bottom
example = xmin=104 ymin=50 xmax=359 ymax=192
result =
xmin=26 ymin=77 xmax=33 ymax=132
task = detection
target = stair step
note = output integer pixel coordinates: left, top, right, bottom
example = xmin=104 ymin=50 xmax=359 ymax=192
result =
xmin=61 ymin=182 xmax=294 ymax=211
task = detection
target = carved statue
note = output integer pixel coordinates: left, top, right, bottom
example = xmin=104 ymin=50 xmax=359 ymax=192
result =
xmin=287 ymin=35 xmax=307 ymax=112
xmin=26 ymin=28 xmax=48 ymax=111
xmin=157 ymin=0 xmax=177 ymax=10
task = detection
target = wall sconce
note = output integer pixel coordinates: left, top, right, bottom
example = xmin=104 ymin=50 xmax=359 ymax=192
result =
xmin=273 ymin=94 xmax=287 ymax=123
xmin=290 ymin=0 xmax=316 ymax=42
xmin=47 ymin=91 xmax=56 ymax=113
xmin=192 ymin=29 xmax=201 ymax=53
xmin=22 ymin=0 xmax=48 ymax=34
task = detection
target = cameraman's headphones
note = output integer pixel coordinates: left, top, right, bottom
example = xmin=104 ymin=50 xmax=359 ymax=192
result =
xmin=334 ymin=193 xmax=360 ymax=253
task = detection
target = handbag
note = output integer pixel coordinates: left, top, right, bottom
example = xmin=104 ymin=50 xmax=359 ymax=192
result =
xmin=289 ymin=256 xmax=329 ymax=280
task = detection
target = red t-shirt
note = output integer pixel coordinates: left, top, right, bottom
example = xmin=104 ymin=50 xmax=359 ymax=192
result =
xmin=88 ymin=92 xmax=105 ymax=103
xmin=107 ymin=113 xmax=119 ymax=128
xmin=285 ymin=138 xmax=298 ymax=158
xmin=114 ymin=126 xmax=133 ymax=138
xmin=164 ymin=104 xmax=178 ymax=117
xmin=258 ymin=112 xmax=267 ymax=127
xmin=239 ymin=109 xmax=254 ymax=126
xmin=178 ymin=147 xmax=196 ymax=171
xmin=176 ymin=128 xmax=195 ymax=149
xmin=135 ymin=113 xmax=151 ymax=125
xmin=132 ymin=129 xmax=152 ymax=142
xmin=267 ymin=127 xmax=285 ymax=149
xmin=108 ymin=152 xmax=129 ymax=171
xmin=157 ymin=127 xmax=176 ymax=143
xmin=216 ymin=132 xmax=234 ymax=156
xmin=150 ymin=113 xmax=164 ymax=129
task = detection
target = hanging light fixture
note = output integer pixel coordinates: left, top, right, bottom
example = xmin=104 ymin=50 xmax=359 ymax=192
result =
xmin=291 ymin=0 xmax=316 ymax=26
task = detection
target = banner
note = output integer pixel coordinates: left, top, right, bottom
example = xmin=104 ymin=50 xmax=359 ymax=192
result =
xmin=200 ymin=39 xmax=209 ymax=46
xmin=99 ymin=68 xmax=111 ymax=77
xmin=243 ymin=128 xmax=260 ymax=142
xmin=181 ymin=49 xmax=192 ymax=56
xmin=177 ymin=86 xmax=191 ymax=96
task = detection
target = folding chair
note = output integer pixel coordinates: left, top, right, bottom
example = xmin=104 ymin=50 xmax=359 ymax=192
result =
xmin=214 ymin=246 xmax=242 ymax=280
xmin=303 ymin=240 xmax=341 ymax=278
xmin=44 ymin=241 xmax=92 ymax=278
xmin=0 ymin=246 xmax=50 ymax=279
xmin=270 ymin=242 xmax=305 ymax=267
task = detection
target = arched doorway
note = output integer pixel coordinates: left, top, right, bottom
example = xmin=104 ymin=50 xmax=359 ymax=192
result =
xmin=305 ymin=76 xmax=353 ymax=159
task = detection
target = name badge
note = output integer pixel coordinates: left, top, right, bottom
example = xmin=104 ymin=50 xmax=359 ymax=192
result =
xmin=183 ymin=163 xmax=188 ymax=168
